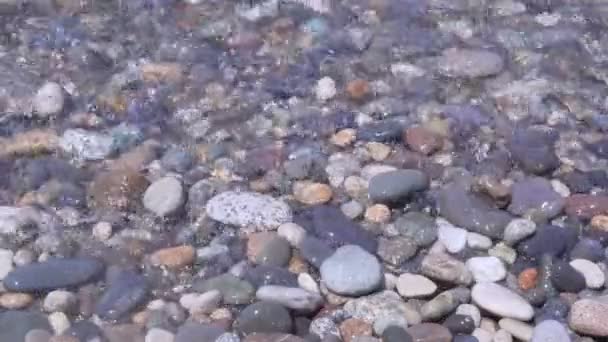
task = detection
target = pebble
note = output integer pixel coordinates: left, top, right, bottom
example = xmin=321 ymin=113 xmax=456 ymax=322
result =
xmin=421 ymin=252 xmax=473 ymax=285
xmin=518 ymin=268 xmax=538 ymax=291
xmin=235 ymin=301 xmax=292 ymax=335
xmin=466 ymin=256 xmax=507 ymax=283
xmin=150 ymin=245 xmax=195 ymax=269
xmin=59 ymin=129 xmax=115 ymax=161
xmin=206 ymin=191 xmax=292 ymax=229
xmin=565 ymin=194 xmax=608 ymax=219
xmin=407 ymin=323 xmax=453 ymax=342
xmin=145 ymin=328 xmax=175 ymax=342
xmin=340 ymin=318 xmax=373 ymax=342
xmin=493 ymin=330 xmax=512 ymax=342
xmin=341 ymin=200 xmax=364 ymax=219
xmin=0 ymin=248 xmax=14 ymax=280
xmin=466 ymin=233 xmax=492 ymax=250
xmin=346 ymin=79 xmax=371 ymax=101
xmin=473 ymin=328 xmax=493 ymax=342
xmin=256 ymin=285 xmax=323 ymax=312
xmin=316 ymin=77 xmax=337 ymax=102
xmin=309 ymin=316 xmax=340 ymax=340
xmin=421 ymin=289 xmax=467 ymax=321
xmin=488 ymin=243 xmax=517 ymax=265
xmin=437 ymin=48 xmax=504 ymax=78
xmin=248 ymin=233 xmax=292 ymax=267
xmin=471 ymin=283 xmax=534 ymax=321
xmin=456 ymin=304 xmax=481 ymax=327
xmin=0 ymin=292 xmax=34 ymax=309
xmin=0 ymin=311 xmax=51 ymax=342
xmin=444 ymin=314 xmax=475 ymax=335
xmin=344 ymin=291 xmax=422 ymax=326
xmin=377 ymin=237 xmax=417 ymax=266
xmin=175 ymin=322 xmax=225 ymax=342
xmin=3 ymin=257 xmax=104 ymax=292
xmin=503 ymin=219 xmax=536 ymax=245
xmin=518 ymin=224 xmax=576 ymax=258
xmin=297 ymin=273 xmax=319 ymax=294
xmin=0 ymin=129 xmax=59 ymax=158
xmin=331 ymin=129 xmax=357 ymax=147
xmin=95 ymin=270 xmax=149 ymax=320
xmin=25 ymin=329 xmax=52 ymax=342
xmin=569 ymin=259 xmax=605 ymax=289
xmin=437 ymin=219 xmax=468 ymax=253
xmin=43 ymin=290 xmax=77 ymax=313
xmin=550 ymin=260 xmax=586 ymax=293
xmin=320 ymin=245 xmax=382 ymax=296
xmin=33 ymin=82 xmax=65 ymax=117
xmin=193 ymin=273 xmax=254 ymax=305
xmin=373 ymin=315 xmax=409 ymax=336
xmin=299 ymin=236 xmax=333 ymax=268
xmin=508 ymin=177 xmax=565 ymax=221
xmin=382 ymin=325 xmax=413 ymax=342
xmin=570 ymin=238 xmax=604 ymax=262
xmin=293 ymin=181 xmax=333 ymax=205
xmin=48 ymin=311 xmax=70 ymax=335
xmin=216 ymin=333 xmax=241 ymax=342
xmin=179 ymin=290 xmax=221 ymax=314
xmin=277 ymin=223 xmax=307 ymax=247
xmin=531 ymin=320 xmax=571 ymax=342
xmin=364 ymin=204 xmax=391 ymax=223
xmin=508 ymin=128 xmax=559 ymax=175
xmin=88 ymin=167 xmax=150 ymax=211
xmin=396 ymin=273 xmax=437 ymax=298
xmin=143 ymin=177 xmax=185 ymax=217
xmin=368 ymin=169 xmax=429 ymax=204
xmin=404 ymin=126 xmax=443 ymax=155
xmin=498 ymin=318 xmax=532 ymax=341
xmin=92 ymin=221 xmax=113 ymax=241
xmin=394 ymin=212 xmax=438 ymax=247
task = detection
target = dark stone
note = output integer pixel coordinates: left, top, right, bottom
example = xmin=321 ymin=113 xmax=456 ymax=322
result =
xmin=295 ymin=205 xmax=377 ymax=252
xmin=244 ymin=265 xmax=298 ymax=287
xmin=453 ymin=336 xmax=479 ymax=342
xmin=236 ymin=301 xmax=293 ymax=335
xmin=357 ymin=120 xmax=406 ymax=142
xmin=64 ymin=320 xmax=105 ymax=341
xmin=394 ymin=211 xmax=438 ymax=247
xmin=569 ymin=238 xmax=604 ymax=262
xmin=443 ymin=314 xmax=475 ymax=335
xmin=507 ymin=177 xmax=565 ymax=222
xmin=368 ymin=169 xmax=429 ymax=204
xmin=587 ymin=139 xmax=608 ymax=158
xmin=192 ymin=273 xmax=254 ymax=305
xmin=560 ymin=171 xmax=593 ymax=194
xmin=588 ymin=170 xmax=608 ymax=188
xmin=550 ymin=260 xmax=586 ymax=293
xmin=508 ymin=127 xmax=559 ymax=175
xmin=518 ymin=225 xmax=577 ymax=259
xmin=299 ymin=236 xmax=334 ymax=268
xmin=437 ymin=183 xmax=512 ymax=238
xmin=3 ymin=257 xmax=105 ymax=292
xmin=95 ymin=270 xmax=149 ymax=320
xmin=535 ymin=298 xmax=570 ymax=324
xmin=0 ymin=311 xmax=51 ymax=342
xmin=160 ymin=147 xmax=195 ymax=173
xmin=175 ymin=322 xmax=225 ymax=342
xmin=285 ymin=157 xmax=313 ymax=180
xmin=382 ymin=325 xmax=414 ymax=342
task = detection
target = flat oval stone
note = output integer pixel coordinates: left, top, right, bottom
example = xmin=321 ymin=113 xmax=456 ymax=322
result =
xmin=320 ymin=245 xmax=383 ymax=296
xmin=95 ymin=270 xmax=149 ymax=320
xmin=569 ymin=298 xmax=608 ymax=336
xmin=406 ymin=323 xmax=452 ymax=342
xmin=550 ymin=261 xmax=586 ymax=293
xmin=565 ymin=194 xmax=608 ymax=219
xmin=368 ymin=169 xmax=429 ymax=204
xmin=206 ymin=191 xmax=292 ymax=228
xmin=236 ymin=301 xmax=293 ymax=335
xmin=256 ymin=285 xmax=323 ymax=313
xmin=3 ymin=257 xmax=104 ymax=292
xmin=0 ymin=311 xmax=51 ymax=342
xmin=175 ymin=322 xmax=225 ymax=342
xmin=531 ymin=320 xmax=570 ymax=342
xmin=471 ymin=283 xmax=534 ymax=321
xmin=193 ymin=273 xmax=254 ymax=305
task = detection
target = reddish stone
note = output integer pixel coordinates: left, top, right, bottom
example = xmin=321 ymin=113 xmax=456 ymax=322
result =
xmin=340 ymin=318 xmax=373 ymax=342
xmin=518 ymin=268 xmax=538 ymax=291
xmin=565 ymin=194 xmax=608 ymax=219
xmin=346 ymin=79 xmax=371 ymax=101
xmin=407 ymin=323 xmax=452 ymax=342
xmin=404 ymin=126 xmax=443 ymax=155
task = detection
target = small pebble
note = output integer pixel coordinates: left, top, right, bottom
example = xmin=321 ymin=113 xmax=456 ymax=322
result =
xmin=92 ymin=222 xmax=113 ymax=241
xmin=33 ymin=82 xmax=65 ymax=117
xmin=294 ymin=182 xmax=333 ymax=205
xmin=396 ymin=273 xmax=438 ymax=298
xmin=364 ymin=204 xmax=391 ymax=223
xmin=143 ymin=176 xmax=185 ymax=217
xmin=316 ymin=77 xmax=337 ymax=102
xmin=569 ymin=259 xmax=605 ymax=289
xmin=150 ymin=245 xmax=195 ymax=270
xmin=0 ymin=293 xmax=34 ymax=309
xmin=466 ymin=256 xmax=507 ymax=283
xmin=145 ymin=328 xmax=175 ymax=342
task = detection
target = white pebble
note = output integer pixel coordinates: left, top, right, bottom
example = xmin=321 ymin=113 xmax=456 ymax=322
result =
xmin=456 ymin=304 xmax=481 ymax=327
xmin=277 ymin=222 xmax=307 ymax=247
xmin=551 ymin=179 xmax=570 ymax=197
xmin=396 ymin=273 xmax=437 ymax=298
xmin=467 ymin=232 xmax=493 ymax=250
xmin=498 ymin=318 xmax=533 ymax=341
xmin=493 ymin=329 xmax=513 ymax=342
xmin=437 ymin=218 xmax=467 ymax=253
xmin=466 ymin=256 xmax=507 ymax=283
xmin=570 ymin=259 xmax=606 ymax=289
xmin=48 ymin=311 xmax=70 ymax=335
xmin=298 ymin=272 xmax=320 ymax=294
xmin=43 ymin=290 xmax=77 ymax=313
xmin=92 ymin=221 xmax=113 ymax=241
xmin=0 ymin=249 xmax=14 ymax=280
xmin=145 ymin=328 xmax=175 ymax=342
xmin=316 ymin=77 xmax=337 ymax=102
xmin=473 ymin=328 xmax=494 ymax=342
xmin=179 ymin=290 xmax=221 ymax=314
xmin=33 ymin=82 xmax=65 ymax=117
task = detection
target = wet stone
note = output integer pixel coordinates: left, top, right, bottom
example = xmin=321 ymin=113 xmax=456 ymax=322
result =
xmin=508 ymin=128 xmax=559 ymax=175
xmin=382 ymin=326 xmax=413 ymax=342
xmin=377 ymin=236 xmax=417 ymax=266
xmin=320 ymin=245 xmax=383 ymax=296
xmin=236 ymin=301 xmax=293 ymax=335
xmin=517 ymin=224 xmax=577 ymax=258
xmin=33 ymin=82 xmax=65 ymax=118
xmin=0 ymin=311 xmax=51 ymax=342
xmin=95 ymin=270 xmax=149 ymax=320
xmin=565 ymin=194 xmax=608 ymax=219
xmin=175 ymin=322 xmax=226 ymax=342
xmin=569 ymin=238 xmax=604 ymax=262
xmin=206 ymin=191 xmax=292 ymax=229
xmin=443 ymin=314 xmax=475 ymax=335
xmin=244 ymin=265 xmax=298 ymax=288
xmin=357 ymin=121 xmax=406 ymax=143
xmin=531 ymin=319 xmax=570 ymax=342
xmin=193 ymin=273 xmax=254 ymax=305
xmin=471 ymin=283 xmax=534 ymax=321
xmin=59 ymin=129 xmax=116 ymax=161
xmin=256 ymin=285 xmax=323 ymax=313
xmin=63 ymin=321 xmax=105 ymax=342
xmin=420 ymin=252 xmax=472 ymax=286
xmin=508 ymin=177 xmax=565 ymax=222
xmin=550 ymin=260 xmax=586 ymax=293
xmin=3 ymin=257 xmax=104 ymax=292
xmin=295 ymin=205 xmax=377 ymax=252
xmin=569 ymin=297 xmax=608 ymax=337
xmin=437 ymin=48 xmax=504 ymax=78
xmin=88 ymin=167 xmax=150 ymax=211
xmin=406 ymin=323 xmax=452 ymax=342
xmin=299 ymin=236 xmax=334 ymax=268
xmin=143 ymin=176 xmax=185 ymax=217
xmin=344 ymin=291 xmax=422 ymax=326
xmin=394 ymin=212 xmax=438 ymax=247
xmin=368 ymin=169 xmax=429 ymax=204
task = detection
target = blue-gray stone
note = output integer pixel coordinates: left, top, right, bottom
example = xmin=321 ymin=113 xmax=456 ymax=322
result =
xmin=0 ymin=311 xmax=51 ymax=342
xmin=244 ymin=265 xmax=298 ymax=288
xmin=95 ymin=270 xmax=149 ymax=320
xmin=3 ymin=257 xmax=104 ymax=292
xmin=175 ymin=322 xmax=225 ymax=342
xmin=518 ymin=225 xmax=577 ymax=258
xmin=64 ymin=321 xmax=105 ymax=341
xmin=299 ymin=236 xmax=333 ymax=268
xmin=236 ymin=301 xmax=293 ymax=335
xmin=368 ymin=169 xmax=429 ymax=204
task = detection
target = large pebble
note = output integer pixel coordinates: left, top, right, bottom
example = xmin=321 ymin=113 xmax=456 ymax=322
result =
xmin=396 ymin=273 xmax=437 ymax=298
xmin=59 ymin=129 xmax=116 ymax=161
xmin=256 ymin=285 xmax=323 ymax=312
xmin=569 ymin=297 xmax=608 ymax=336
xmin=143 ymin=177 xmax=184 ymax=217
xmin=569 ymin=259 xmax=605 ymax=289
xmin=33 ymin=82 xmax=65 ymax=117
xmin=565 ymin=194 xmax=608 ymax=219
xmin=508 ymin=128 xmax=559 ymax=175
xmin=320 ymin=245 xmax=382 ymax=296
xmin=244 ymin=265 xmax=298 ymax=288
xmin=95 ymin=270 xmax=149 ymax=320
xmin=407 ymin=323 xmax=452 ymax=342
xmin=503 ymin=219 xmax=536 ymax=245
xmin=193 ymin=273 xmax=254 ymax=305
xmin=236 ymin=301 xmax=293 ymax=335
xmin=377 ymin=237 xmax=417 ymax=265
xmin=344 ymin=291 xmax=422 ymax=325
xmin=550 ymin=260 xmax=586 ymax=293
xmin=437 ymin=219 xmax=467 ymax=253
xmin=438 ymin=184 xmax=511 ymax=238
xmin=0 ymin=311 xmax=51 ymax=342
xmin=421 ymin=252 xmax=472 ymax=285
xmin=88 ymin=167 xmax=150 ymax=211
xmin=394 ymin=212 xmax=438 ymax=247
xmin=508 ymin=177 xmax=565 ymax=221
xmin=466 ymin=256 xmax=506 ymax=283
xmin=531 ymin=320 xmax=570 ymax=342
xmin=295 ymin=205 xmax=377 ymax=252
xmin=471 ymin=283 xmax=534 ymax=321
xmin=518 ymin=224 xmax=576 ymax=258
xmin=437 ymin=48 xmax=504 ymax=78
xmin=3 ymin=258 xmax=104 ymax=292
xmin=151 ymin=245 xmax=195 ymax=269
xmin=206 ymin=191 xmax=292 ymax=229
xmin=368 ymin=170 xmax=429 ymax=204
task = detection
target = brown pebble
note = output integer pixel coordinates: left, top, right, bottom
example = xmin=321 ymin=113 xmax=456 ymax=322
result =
xmin=247 ymin=232 xmax=275 ymax=261
xmin=88 ymin=167 xmax=150 ymax=211
xmin=364 ymin=204 xmax=391 ymax=223
xmin=293 ymin=181 xmax=333 ymax=205
xmin=131 ymin=310 xmax=148 ymax=325
xmin=591 ymin=215 xmax=608 ymax=232
xmin=288 ymin=253 xmax=308 ymax=274
xmin=569 ymin=298 xmax=608 ymax=336
xmin=141 ymin=62 xmax=184 ymax=83
xmin=346 ymin=79 xmax=371 ymax=101
xmin=565 ymin=194 xmax=608 ymax=219
xmin=331 ymin=129 xmax=357 ymax=147
xmin=0 ymin=129 xmax=59 ymax=158
xmin=0 ymin=292 xmax=34 ymax=309
xmin=404 ymin=126 xmax=443 ymax=155
xmin=518 ymin=268 xmax=538 ymax=291
xmin=150 ymin=245 xmax=196 ymax=269
xmin=340 ymin=318 xmax=373 ymax=342
xmin=407 ymin=323 xmax=452 ymax=342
